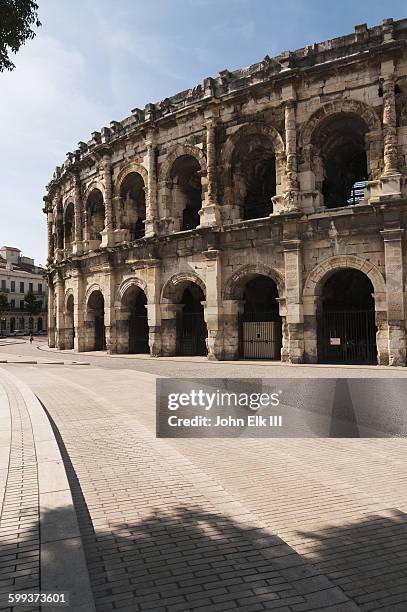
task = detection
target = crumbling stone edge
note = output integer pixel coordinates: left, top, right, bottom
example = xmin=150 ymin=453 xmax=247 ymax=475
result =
xmin=0 ymin=367 xmax=96 ymax=612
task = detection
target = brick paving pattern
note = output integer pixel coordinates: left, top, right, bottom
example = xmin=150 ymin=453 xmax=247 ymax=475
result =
xmin=0 ymin=377 xmax=40 ymax=612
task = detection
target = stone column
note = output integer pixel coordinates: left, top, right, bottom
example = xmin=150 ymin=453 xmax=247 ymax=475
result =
xmin=273 ymin=97 xmax=300 ymax=214
xmin=381 ymin=228 xmax=406 ymax=366
xmin=160 ymin=304 xmax=182 ymax=356
xmin=54 ymin=278 xmax=65 ymax=349
xmin=303 ymin=295 xmax=320 ymax=363
xmin=72 ymin=173 xmax=83 ymax=255
xmin=72 ymin=270 xmax=85 ymax=352
xmin=379 ymin=73 xmax=402 ymax=198
xmin=101 ymin=153 xmax=114 ymax=247
xmin=146 ymin=261 xmax=162 ymax=356
xmin=222 ymin=300 xmax=243 ymax=360
xmin=203 ymin=248 xmax=223 ymax=360
xmin=54 ymin=193 xmax=64 ymax=262
xmin=104 ymin=266 xmax=116 ymax=354
xmin=47 ymin=281 xmax=56 ymax=348
xmin=46 ymin=209 xmax=54 ymax=264
xmin=282 ymin=239 xmax=304 ymax=363
xmin=199 ymin=120 xmax=221 ymax=227
xmin=145 ymin=132 xmax=158 ymax=237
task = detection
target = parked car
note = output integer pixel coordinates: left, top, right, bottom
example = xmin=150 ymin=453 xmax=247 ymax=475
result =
xmin=36 ymin=330 xmax=48 ymax=336
xmin=14 ymin=330 xmax=26 ymax=336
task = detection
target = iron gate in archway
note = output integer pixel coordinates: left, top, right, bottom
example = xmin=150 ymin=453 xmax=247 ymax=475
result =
xmin=176 ymin=312 xmax=207 ymax=356
xmin=239 ymin=312 xmax=282 ymax=360
xmin=318 ymin=309 xmax=377 ymax=364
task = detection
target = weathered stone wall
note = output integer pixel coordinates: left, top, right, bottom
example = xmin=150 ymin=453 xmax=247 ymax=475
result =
xmin=44 ymin=18 xmax=407 ymax=366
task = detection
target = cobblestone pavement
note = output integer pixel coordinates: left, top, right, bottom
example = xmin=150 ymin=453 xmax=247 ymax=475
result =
xmin=1 ymin=356 xmax=406 ymax=611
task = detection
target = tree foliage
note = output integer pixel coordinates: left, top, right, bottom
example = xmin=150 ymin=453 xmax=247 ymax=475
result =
xmin=0 ymin=0 xmax=41 ymax=72
xmin=0 ymin=293 xmax=9 ymax=312
xmin=24 ymin=291 xmax=42 ymax=315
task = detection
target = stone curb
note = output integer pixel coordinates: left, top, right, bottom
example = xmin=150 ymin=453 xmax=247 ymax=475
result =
xmin=0 ymin=367 xmax=96 ymax=612
xmin=0 ymin=360 xmax=89 ymax=365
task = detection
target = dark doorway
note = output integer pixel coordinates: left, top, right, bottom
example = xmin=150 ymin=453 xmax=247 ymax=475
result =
xmin=239 ymin=276 xmax=282 ymax=359
xmin=170 ymin=156 xmax=202 ymax=231
xmin=126 ymin=288 xmax=149 ymax=354
xmin=88 ymin=290 xmax=106 ymax=351
xmin=176 ymin=284 xmax=207 ymax=356
xmin=318 ymin=269 xmax=377 ymax=364
xmin=120 ymin=172 xmax=146 ymax=239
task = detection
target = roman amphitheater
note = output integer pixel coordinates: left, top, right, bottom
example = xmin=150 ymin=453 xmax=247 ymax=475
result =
xmin=44 ymin=18 xmax=407 ymax=366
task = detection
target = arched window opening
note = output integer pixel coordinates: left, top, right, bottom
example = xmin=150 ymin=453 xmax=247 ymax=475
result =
xmin=37 ymin=317 xmax=43 ymax=332
xmin=87 ymin=189 xmax=105 ymax=244
xmin=65 ymin=294 xmax=74 ymax=349
xmin=239 ymin=275 xmax=281 ymax=359
xmin=313 ymin=113 xmax=369 ymax=209
xmin=64 ymin=203 xmax=75 ymax=252
xmin=120 ymin=285 xmax=149 ymax=354
xmin=170 ymin=156 xmax=202 ymax=231
xmin=176 ymin=283 xmax=207 ymax=356
xmin=231 ymin=136 xmax=276 ymax=220
xmin=10 ymin=317 xmax=15 ymax=332
xmin=317 ymin=269 xmax=376 ymax=364
xmin=120 ymin=173 xmax=146 ymax=240
xmin=87 ymin=290 xmax=105 ymax=351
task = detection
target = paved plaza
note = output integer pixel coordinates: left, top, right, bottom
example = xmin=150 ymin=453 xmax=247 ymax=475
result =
xmin=1 ymin=339 xmax=407 ymax=611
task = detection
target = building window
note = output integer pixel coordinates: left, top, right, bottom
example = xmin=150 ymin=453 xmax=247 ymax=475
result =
xmin=1 ymin=280 xmax=6 ymax=291
xmin=10 ymin=299 xmax=15 ymax=308
xmin=20 ymin=282 xmax=24 ymax=293
xmin=38 ymin=283 xmax=42 ymax=294
xmin=29 ymin=282 xmax=33 ymax=293
xmin=20 ymin=300 xmax=24 ymax=310
xmin=11 ymin=281 xmax=15 ymax=292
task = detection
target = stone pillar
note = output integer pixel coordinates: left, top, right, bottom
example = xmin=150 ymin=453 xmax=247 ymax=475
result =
xmin=115 ymin=309 xmax=130 ymax=354
xmin=145 ymin=133 xmax=158 ymax=237
xmin=54 ymin=278 xmax=65 ymax=349
xmin=273 ymin=96 xmax=300 ymax=214
xmin=222 ymin=300 xmax=243 ymax=360
xmin=203 ymin=248 xmax=223 ymax=360
xmin=104 ymin=267 xmax=116 ymax=354
xmin=73 ymin=272 xmax=85 ymax=352
xmin=47 ymin=282 xmax=56 ymax=348
xmin=146 ymin=261 xmax=162 ymax=356
xmin=101 ymin=153 xmax=114 ymax=247
xmin=47 ymin=209 xmax=54 ymax=264
xmin=160 ymin=304 xmax=182 ymax=356
xmin=379 ymin=72 xmax=402 ymax=197
xmin=54 ymin=193 xmax=64 ymax=262
xmin=381 ymin=228 xmax=406 ymax=366
xmin=282 ymin=239 xmax=304 ymax=363
xmin=199 ymin=120 xmax=221 ymax=227
xmin=303 ymin=295 xmax=320 ymax=363
xmin=72 ymin=173 xmax=83 ymax=255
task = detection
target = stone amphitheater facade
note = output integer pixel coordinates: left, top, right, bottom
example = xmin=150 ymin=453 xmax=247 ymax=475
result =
xmin=44 ymin=18 xmax=407 ymax=366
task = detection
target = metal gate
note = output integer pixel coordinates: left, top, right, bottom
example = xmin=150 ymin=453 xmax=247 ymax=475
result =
xmin=318 ymin=310 xmax=377 ymax=364
xmin=240 ymin=315 xmax=282 ymax=360
xmin=176 ymin=312 xmax=207 ymax=356
xmin=129 ymin=314 xmax=149 ymax=353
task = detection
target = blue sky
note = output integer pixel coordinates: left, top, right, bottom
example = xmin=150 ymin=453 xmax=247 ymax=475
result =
xmin=1 ymin=0 xmax=406 ymax=265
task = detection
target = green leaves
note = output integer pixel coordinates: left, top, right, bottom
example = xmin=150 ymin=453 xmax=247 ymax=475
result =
xmin=0 ymin=0 xmax=41 ymax=72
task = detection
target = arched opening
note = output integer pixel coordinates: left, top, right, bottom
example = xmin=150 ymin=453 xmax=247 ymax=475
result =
xmin=87 ymin=290 xmax=105 ymax=351
xmin=170 ymin=155 xmax=202 ymax=230
xmin=176 ymin=283 xmax=207 ymax=356
xmin=120 ymin=172 xmax=146 ymax=240
xmin=231 ymin=134 xmax=276 ymax=219
xmin=64 ymin=203 xmax=75 ymax=252
xmin=120 ymin=285 xmax=149 ymax=354
xmin=37 ymin=317 xmax=43 ymax=332
xmin=317 ymin=269 xmax=377 ymax=364
xmin=86 ymin=189 xmax=105 ymax=245
xmin=65 ymin=294 xmax=74 ymax=349
xmin=312 ymin=113 xmax=369 ymax=209
xmin=29 ymin=317 xmax=34 ymax=332
xmin=19 ymin=317 xmax=25 ymax=331
xmin=10 ymin=317 xmax=15 ymax=332
xmin=239 ymin=275 xmax=281 ymax=359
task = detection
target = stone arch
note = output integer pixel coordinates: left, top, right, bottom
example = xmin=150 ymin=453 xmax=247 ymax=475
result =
xmin=221 ymin=122 xmax=285 ymax=169
xmin=115 ymin=163 xmax=148 ymax=196
xmin=161 ymin=272 xmax=206 ymax=302
xmin=299 ymin=99 xmax=382 ymax=149
xmin=64 ymin=288 xmax=74 ymax=310
xmin=83 ymin=181 xmax=105 ymax=206
xmin=85 ymin=283 xmax=105 ymax=306
xmin=303 ymin=255 xmax=386 ymax=305
xmin=223 ymin=263 xmax=285 ymax=301
xmin=115 ymin=277 xmax=148 ymax=309
xmin=158 ymin=143 xmax=207 ymax=183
